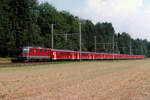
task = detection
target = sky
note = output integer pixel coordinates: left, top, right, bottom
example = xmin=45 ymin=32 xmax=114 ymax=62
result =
xmin=39 ymin=0 xmax=150 ymax=40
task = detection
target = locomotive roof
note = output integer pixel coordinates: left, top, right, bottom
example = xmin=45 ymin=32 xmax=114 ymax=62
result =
xmin=23 ymin=46 xmax=49 ymax=49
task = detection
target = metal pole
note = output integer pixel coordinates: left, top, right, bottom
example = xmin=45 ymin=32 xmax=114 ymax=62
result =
xmin=104 ymin=44 xmax=105 ymax=52
xmin=112 ymin=35 xmax=114 ymax=60
xmin=51 ymin=24 xmax=54 ymax=49
xmin=65 ymin=34 xmax=68 ymax=42
xmin=79 ymin=23 xmax=82 ymax=61
xmin=141 ymin=45 xmax=143 ymax=55
xmin=94 ymin=36 xmax=96 ymax=53
xmin=116 ymin=42 xmax=117 ymax=54
xmin=130 ymin=40 xmax=132 ymax=55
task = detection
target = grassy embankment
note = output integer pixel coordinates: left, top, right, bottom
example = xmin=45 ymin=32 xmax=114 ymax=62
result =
xmin=0 ymin=57 xmax=11 ymax=63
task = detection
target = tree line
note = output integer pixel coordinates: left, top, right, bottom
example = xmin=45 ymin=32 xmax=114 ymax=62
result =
xmin=0 ymin=0 xmax=150 ymax=57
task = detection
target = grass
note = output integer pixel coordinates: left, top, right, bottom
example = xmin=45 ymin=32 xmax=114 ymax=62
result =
xmin=0 ymin=57 xmax=11 ymax=61
xmin=0 ymin=58 xmax=146 ymax=68
xmin=0 ymin=57 xmax=11 ymax=63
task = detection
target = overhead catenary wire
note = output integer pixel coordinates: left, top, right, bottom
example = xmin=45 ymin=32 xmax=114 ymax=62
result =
xmin=51 ymin=23 xmax=82 ymax=60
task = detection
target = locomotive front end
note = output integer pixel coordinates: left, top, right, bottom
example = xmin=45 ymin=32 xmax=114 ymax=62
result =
xmin=21 ymin=47 xmax=30 ymax=61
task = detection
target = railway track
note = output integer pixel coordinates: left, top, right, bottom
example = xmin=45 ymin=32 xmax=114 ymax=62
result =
xmin=0 ymin=62 xmax=51 ymax=67
xmin=0 ymin=60 xmax=78 ymax=67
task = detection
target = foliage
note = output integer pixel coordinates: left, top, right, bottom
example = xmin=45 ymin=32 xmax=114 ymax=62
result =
xmin=0 ymin=0 xmax=149 ymax=57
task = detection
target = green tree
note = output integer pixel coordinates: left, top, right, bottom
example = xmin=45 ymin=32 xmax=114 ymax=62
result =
xmin=95 ymin=22 xmax=115 ymax=53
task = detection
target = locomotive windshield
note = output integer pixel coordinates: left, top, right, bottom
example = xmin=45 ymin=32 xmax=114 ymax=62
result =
xmin=23 ymin=48 xmax=29 ymax=53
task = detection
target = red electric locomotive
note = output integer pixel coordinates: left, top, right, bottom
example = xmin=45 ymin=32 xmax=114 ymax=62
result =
xmin=21 ymin=47 xmax=51 ymax=61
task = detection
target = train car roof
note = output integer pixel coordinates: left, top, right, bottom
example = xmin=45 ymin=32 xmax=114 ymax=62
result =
xmin=52 ymin=49 xmax=100 ymax=54
xmin=22 ymin=47 xmax=144 ymax=56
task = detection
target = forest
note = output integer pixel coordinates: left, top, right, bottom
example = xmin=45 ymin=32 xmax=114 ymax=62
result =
xmin=0 ymin=0 xmax=150 ymax=57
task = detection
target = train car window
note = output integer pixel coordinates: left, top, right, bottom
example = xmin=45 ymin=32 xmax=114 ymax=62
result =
xmin=40 ymin=49 xmax=42 ymax=53
xmin=57 ymin=52 xmax=72 ymax=55
xmin=34 ymin=49 xmax=37 ymax=53
xmin=82 ymin=53 xmax=88 ymax=56
xmin=44 ymin=50 xmax=47 ymax=52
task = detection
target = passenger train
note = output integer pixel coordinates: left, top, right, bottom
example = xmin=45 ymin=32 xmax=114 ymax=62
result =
xmin=19 ymin=46 xmax=145 ymax=62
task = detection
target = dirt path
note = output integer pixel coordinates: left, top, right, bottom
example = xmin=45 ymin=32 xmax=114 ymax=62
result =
xmin=0 ymin=59 xmax=150 ymax=100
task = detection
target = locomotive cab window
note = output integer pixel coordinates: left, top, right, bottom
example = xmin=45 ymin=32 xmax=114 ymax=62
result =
xmin=40 ymin=49 xmax=42 ymax=53
xmin=23 ymin=48 xmax=29 ymax=53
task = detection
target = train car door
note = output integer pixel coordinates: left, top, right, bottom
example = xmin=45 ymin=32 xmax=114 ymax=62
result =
xmin=72 ymin=52 xmax=75 ymax=60
xmin=53 ymin=51 xmax=57 ymax=60
xmin=77 ymin=53 xmax=80 ymax=60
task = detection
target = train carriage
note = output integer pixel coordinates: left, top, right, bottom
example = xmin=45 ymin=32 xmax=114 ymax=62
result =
xmin=50 ymin=49 xmax=77 ymax=60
